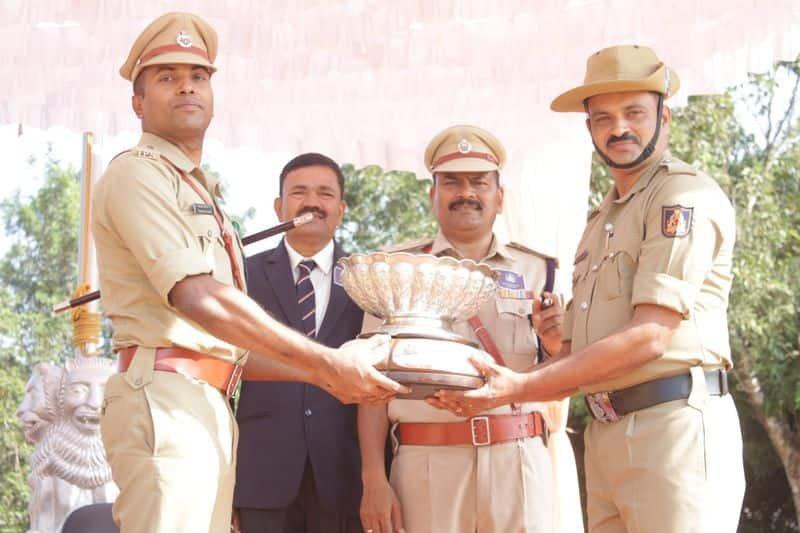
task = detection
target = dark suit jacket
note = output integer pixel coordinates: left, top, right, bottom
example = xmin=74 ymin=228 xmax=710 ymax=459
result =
xmin=233 ymin=239 xmax=364 ymax=515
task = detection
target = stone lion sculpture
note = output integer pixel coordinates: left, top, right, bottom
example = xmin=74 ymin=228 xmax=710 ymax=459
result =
xmin=17 ymin=362 xmax=63 ymax=444
xmin=21 ymin=355 xmax=118 ymax=533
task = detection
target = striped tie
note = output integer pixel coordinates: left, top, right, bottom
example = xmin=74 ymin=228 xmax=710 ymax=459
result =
xmin=296 ymin=259 xmax=317 ymax=337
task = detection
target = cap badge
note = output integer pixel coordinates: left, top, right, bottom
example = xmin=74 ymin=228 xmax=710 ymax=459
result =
xmin=176 ymin=31 xmax=193 ymax=48
xmin=457 ymin=139 xmax=472 ymax=154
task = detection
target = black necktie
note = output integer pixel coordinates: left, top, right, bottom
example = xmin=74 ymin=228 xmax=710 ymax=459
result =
xmin=296 ymin=259 xmax=317 ymax=337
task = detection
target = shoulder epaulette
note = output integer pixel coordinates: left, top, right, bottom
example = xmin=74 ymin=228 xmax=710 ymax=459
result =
xmin=380 ymin=236 xmax=435 ymax=253
xmin=111 ymin=144 xmax=161 ymax=163
xmin=506 ymin=242 xmax=559 ymax=268
xmin=132 ymin=144 xmax=161 ymax=161
xmin=663 ymin=157 xmax=697 ymax=176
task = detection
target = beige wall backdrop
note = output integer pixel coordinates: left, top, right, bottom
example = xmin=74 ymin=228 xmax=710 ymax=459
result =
xmin=1 ymin=0 xmax=798 ymax=289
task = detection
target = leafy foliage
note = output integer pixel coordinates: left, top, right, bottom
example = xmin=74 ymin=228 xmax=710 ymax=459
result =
xmin=0 ymin=363 xmax=33 ymax=531
xmin=0 ymin=155 xmax=80 ymax=366
xmin=0 ymin=154 xmax=81 ymax=531
xmin=339 ymin=164 xmax=437 ymax=252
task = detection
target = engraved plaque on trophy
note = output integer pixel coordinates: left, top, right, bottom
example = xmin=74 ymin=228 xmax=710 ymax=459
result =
xmin=338 ymin=252 xmax=497 ymax=399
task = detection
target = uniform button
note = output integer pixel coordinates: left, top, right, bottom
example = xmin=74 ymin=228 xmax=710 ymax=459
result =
xmin=207 ymin=230 xmax=213 ymax=238
xmin=134 ymin=378 xmax=142 ymax=386
xmin=304 ymin=408 xmax=313 ymax=417
xmin=580 ymin=301 xmax=588 ymax=310
xmin=591 ymin=264 xmax=598 ymax=272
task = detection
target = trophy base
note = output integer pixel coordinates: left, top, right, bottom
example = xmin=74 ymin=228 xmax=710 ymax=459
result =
xmin=343 ymin=333 xmax=487 ymax=400
xmin=383 ymin=370 xmax=485 ymax=400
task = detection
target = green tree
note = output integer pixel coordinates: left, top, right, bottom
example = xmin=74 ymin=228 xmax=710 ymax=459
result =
xmin=339 ymin=164 xmax=437 ymax=252
xmin=670 ymin=64 xmax=800 ymax=531
xmin=579 ymin=59 xmax=800 ymax=531
xmin=0 ymin=154 xmax=81 ymax=531
xmin=0 ymin=355 xmax=33 ymax=531
xmin=1 ymin=156 xmax=80 ymax=366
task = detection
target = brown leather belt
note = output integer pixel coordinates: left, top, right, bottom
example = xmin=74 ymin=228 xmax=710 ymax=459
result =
xmin=396 ymin=412 xmax=548 ymax=447
xmin=117 ymin=346 xmax=243 ymax=399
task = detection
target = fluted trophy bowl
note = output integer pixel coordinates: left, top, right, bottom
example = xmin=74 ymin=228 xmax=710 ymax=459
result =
xmin=339 ymin=252 xmax=497 ymax=399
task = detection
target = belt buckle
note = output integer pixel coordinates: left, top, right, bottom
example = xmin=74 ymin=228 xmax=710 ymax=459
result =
xmin=586 ymin=392 xmax=621 ymax=423
xmin=225 ymin=365 xmax=243 ymax=399
xmin=470 ymin=416 xmax=491 ymax=446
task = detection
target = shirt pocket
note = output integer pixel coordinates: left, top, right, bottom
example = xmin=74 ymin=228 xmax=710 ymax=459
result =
xmin=184 ymin=210 xmax=223 ymax=272
xmin=571 ymin=251 xmax=590 ymax=289
xmin=494 ymin=297 xmax=538 ymax=361
xmin=599 ymin=244 xmax=638 ymax=301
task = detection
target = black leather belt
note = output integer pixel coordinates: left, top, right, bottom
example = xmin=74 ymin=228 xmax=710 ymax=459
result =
xmin=585 ymin=369 xmax=729 ymax=423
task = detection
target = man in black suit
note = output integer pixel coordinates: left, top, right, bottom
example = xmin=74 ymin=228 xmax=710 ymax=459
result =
xmin=234 ymin=153 xmax=364 ymax=533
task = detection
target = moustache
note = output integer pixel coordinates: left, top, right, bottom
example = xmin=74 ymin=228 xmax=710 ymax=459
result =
xmin=296 ymin=207 xmax=327 ymax=219
xmin=449 ymin=198 xmax=483 ymax=211
xmin=607 ymin=133 xmax=640 ymax=148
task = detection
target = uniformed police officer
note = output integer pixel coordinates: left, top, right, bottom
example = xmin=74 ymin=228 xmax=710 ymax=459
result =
xmin=433 ymin=46 xmax=746 ymax=532
xmin=358 ymin=125 xmax=571 ymax=533
xmin=91 ymin=12 xmax=403 ymax=532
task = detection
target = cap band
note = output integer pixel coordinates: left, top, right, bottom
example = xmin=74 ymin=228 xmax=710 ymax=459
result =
xmin=432 ymin=151 xmax=499 ymax=169
xmin=138 ymin=44 xmax=211 ymax=65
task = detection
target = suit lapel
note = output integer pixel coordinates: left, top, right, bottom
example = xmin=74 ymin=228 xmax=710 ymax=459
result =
xmin=263 ymin=240 xmax=304 ymax=331
xmin=317 ymin=242 xmax=349 ymax=341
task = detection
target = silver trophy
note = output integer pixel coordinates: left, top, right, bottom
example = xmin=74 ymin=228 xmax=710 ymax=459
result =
xmin=339 ymin=252 xmax=497 ymax=399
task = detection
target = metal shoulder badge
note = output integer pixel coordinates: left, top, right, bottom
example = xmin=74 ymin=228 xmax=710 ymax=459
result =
xmin=661 ymin=205 xmax=693 ymax=238
xmin=133 ymin=145 xmax=159 ymax=160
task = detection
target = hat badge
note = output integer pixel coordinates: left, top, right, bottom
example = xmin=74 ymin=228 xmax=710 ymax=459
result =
xmin=176 ymin=30 xmax=193 ymax=48
xmin=457 ymin=139 xmax=472 ymax=154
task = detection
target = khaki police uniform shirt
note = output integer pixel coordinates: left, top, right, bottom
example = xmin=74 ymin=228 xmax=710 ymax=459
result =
xmin=91 ymin=133 xmax=247 ymax=364
xmin=563 ymin=154 xmax=735 ymax=393
xmin=380 ymin=231 xmax=557 ymax=423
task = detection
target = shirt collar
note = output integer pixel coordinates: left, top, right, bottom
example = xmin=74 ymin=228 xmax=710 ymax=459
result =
xmin=612 ymin=152 xmax=671 ymax=205
xmin=284 ymin=238 xmax=335 ymax=275
xmin=430 ymin=230 xmax=513 ymax=263
xmin=138 ymin=132 xmax=221 ymax=197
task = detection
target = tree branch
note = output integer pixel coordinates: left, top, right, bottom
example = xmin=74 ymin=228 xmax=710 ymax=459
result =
xmin=763 ymin=63 xmax=800 ymax=167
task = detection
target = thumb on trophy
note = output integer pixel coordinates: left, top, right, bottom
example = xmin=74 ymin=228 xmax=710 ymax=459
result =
xmin=468 ymin=354 xmax=501 ymax=378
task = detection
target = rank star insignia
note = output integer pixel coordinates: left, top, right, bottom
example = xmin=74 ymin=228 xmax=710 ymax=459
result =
xmin=176 ymin=31 xmax=193 ymax=48
xmin=457 ymin=138 xmax=472 ymax=153
xmin=661 ymin=205 xmax=694 ymax=238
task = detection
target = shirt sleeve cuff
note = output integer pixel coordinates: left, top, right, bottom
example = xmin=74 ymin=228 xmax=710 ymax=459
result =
xmin=149 ymin=249 xmax=213 ymax=304
xmin=631 ymin=272 xmax=696 ymax=318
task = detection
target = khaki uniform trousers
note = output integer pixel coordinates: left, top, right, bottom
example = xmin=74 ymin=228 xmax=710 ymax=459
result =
xmin=100 ymin=348 xmax=238 ymax=533
xmin=585 ymin=369 xmax=745 ymax=533
xmin=389 ymin=435 xmax=553 ymax=533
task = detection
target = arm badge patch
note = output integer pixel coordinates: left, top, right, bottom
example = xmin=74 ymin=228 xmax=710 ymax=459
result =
xmin=661 ymin=205 xmax=693 ymax=238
